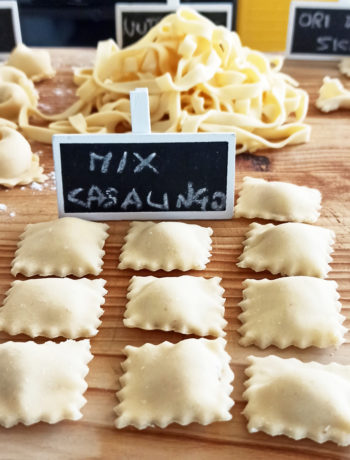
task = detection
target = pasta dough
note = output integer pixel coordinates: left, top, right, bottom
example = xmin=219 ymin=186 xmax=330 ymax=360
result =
xmin=238 ymin=277 xmax=346 ymax=349
xmin=243 ymin=355 xmax=350 ymax=446
xmin=11 ymin=217 xmax=109 ymax=277
xmin=0 ymin=126 xmax=46 ymax=187
xmin=0 ymin=339 xmax=92 ymax=427
xmin=0 ymin=118 xmax=17 ymax=129
xmin=316 ymin=77 xmax=350 ymax=112
xmin=339 ymin=58 xmax=350 ymax=77
xmin=115 ymin=338 xmax=234 ymax=429
xmin=0 ymin=82 xmax=32 ymax=121
xmin=235 ymin=176 xmax=321 ymax=223
xmin=125 ymin=276 xmax=226 ymax=337
xmin=0 ymin=278 xmax=107 ymax=338
xmin=0 ymin=66 xmax=38 ymax=106
xmin=19 ymin=8 xmax=310 ymax=152
xmin=119 ymin=221 xmax=213 ymax=271
xmin=7 ymin=44 xmax=56 ymax=82
xmin=237 ymin=222 xmax=335 ymax=278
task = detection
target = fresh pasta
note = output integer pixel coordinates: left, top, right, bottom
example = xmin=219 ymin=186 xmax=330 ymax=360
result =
xmin=17 ymin=8 xmax=310 ymax=153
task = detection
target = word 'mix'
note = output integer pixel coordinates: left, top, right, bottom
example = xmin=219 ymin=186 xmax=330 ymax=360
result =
xmin=67 ymin=150 xmax=226 ymax=212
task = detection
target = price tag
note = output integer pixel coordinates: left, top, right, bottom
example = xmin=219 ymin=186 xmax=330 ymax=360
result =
xmin=287 ymin=0 xmax=350 ymax=59
xmin=53 ymin=88 xmax=235 ymax=221
xmin=115 ymin=0 xmax=235 ymax=48
xmin=0 ymin=1 xmax=21 ymax=59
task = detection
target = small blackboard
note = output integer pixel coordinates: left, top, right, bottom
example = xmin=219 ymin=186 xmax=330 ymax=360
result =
xmin=115 ymin=2 xmax=235 ymax=48
xmin=287 ymin=1 xmax=350 ymax=59
xmin=52 ymin=133 xmax=235 ymax=220
xmin=0 ymin=1 xmax=21 ymax=58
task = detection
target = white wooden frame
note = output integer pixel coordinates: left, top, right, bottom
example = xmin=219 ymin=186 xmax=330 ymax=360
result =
xmin=115 ymin=1 xmax=233 ymax=48
xmin=0 ymin=0 xmax=21 ymax=59
xmin=286 ymin=0 xmax=350 ymax=60
xmin=53 ymin=132 xmax=236 ymax=221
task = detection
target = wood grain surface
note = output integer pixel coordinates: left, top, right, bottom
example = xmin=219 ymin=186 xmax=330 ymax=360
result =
xmin=0 ymin=50 xmax=349 ymax=460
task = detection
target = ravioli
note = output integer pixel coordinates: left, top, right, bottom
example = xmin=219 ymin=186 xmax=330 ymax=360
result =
xmin=7 ymin=44 xmax=56 ymax=82
xmin=11 ymin=217 xmax=109 ymax=277
xmin=0 ymin=340 xmax=92 ymax=427
xmin=125 ymin=276 xmax=226 ymax=337
xmin=237 ymin=222 xmax=335 ymax=278
xmin=0 ymin=65 xmax=38 ymax=106
xmin=119 ymin=221 xmax=213 ymax=271
xmin=0 ymin=82 xmax=32 ymax=121
xmin=115 ymin=338 xmax=234 ymax=429
xmin=0 ymin=126 xmax=46 ymax=187
xmin=235 ymin=176 xmax=321 ymax=223
xmin=238 ymin=277 xmax=346 ymax=349
xmin=0 ymin=278 xmax=107 ymax=338
xmin=243 ymin=355 xmax=350 ymax=446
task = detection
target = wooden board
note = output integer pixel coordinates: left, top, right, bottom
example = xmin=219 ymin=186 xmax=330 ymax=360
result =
xmin=0 ymin=50 xmax=349 ymax=460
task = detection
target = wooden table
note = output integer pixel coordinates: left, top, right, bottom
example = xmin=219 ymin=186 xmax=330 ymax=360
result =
xmin=0 ymin=50 xmax=349 ymax=460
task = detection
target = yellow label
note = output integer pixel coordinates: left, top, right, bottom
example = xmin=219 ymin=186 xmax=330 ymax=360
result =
xmin=236 ymin=0 xmax=338 ymax=52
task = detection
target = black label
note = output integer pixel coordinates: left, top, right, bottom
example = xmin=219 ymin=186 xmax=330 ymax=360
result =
xmin=59 ymin=141 xmax=229 ymax=215
xmin=118 ymin=5 xmax=236 ymax=48
xmin=0 ymin=8 xmax=16 ymax=53
xmin=290 ymin=7 xmax=350 ymax=56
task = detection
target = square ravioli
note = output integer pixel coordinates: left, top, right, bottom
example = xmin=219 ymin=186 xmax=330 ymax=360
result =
xmin=124 ymin=276 xmax=226 ymax=337
xmin=238 ymin=277 xmax=346 ymax=349
xmin=11 ymin=217 xmax=109 ymax=277
xmin=235 ymin=176 xmax=321 ymax=223
xmin=118 ymin=221 xmax=213 ymax=271
xmin=115 ymin=338 xmax=234 ymax=429
xmin=237 ymin=222 xmax=335 ymax=278
xmin=0 ymin=278 xmax=107 ymax=338
xmin=243 ymin=355 xmax=350 ymax=446
xmin=0 ymin=340 xmax=92 ymax=427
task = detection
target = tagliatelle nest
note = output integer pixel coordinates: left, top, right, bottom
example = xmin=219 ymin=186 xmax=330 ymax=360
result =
xmin=18 ymin=8 xmax=310 ymax=153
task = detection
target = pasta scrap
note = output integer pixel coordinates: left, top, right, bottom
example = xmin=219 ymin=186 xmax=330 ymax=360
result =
xmin=339 ymin=58 xmax=350 ymax=78
xmin=316 ymin=76 xmax=350 ymax=112
xmin=115 ymin=338 xmax=234 ymax=429
xmin=243 ymin=355 xmax=350 ymax=446
xmin=18 ymin=8 xmax=310 ymax=153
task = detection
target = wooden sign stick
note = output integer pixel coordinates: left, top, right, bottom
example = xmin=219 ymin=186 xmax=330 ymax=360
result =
xmin=130 ymin=88 xmax=151 ymax=134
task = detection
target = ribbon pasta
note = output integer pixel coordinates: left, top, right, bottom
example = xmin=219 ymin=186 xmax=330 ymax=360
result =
xmin=18 ymin=8 xmax=310 ymax=153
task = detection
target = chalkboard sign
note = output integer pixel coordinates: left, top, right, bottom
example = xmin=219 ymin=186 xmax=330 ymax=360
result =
xmin=0 ymin=1 xmax=21 ymax=58
xmin=115 ymin=2 xmax=234 ymax=48
xmin=52 ymin=133 xmax=235 ymax=220
xmin=287 ymin=1 xmax=350 ymax=59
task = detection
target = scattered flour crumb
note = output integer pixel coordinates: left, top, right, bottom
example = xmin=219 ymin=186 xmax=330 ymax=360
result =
xmin=30 ymin=182 xmax=44 ymax=191
xmin=0 ymin=204 xmax=7 ymax=212
xmin=53 ymin=87 xmax=65 ymax=96
xmin=9 ymin=211 xmax=16 ymax=217
xmin=36 ymin=150 xmax=43 ymax=156
xmin=20 ymin=186 xmax=26 ymax=190
xmin=38 ymin=103 xmax=51 ymax=112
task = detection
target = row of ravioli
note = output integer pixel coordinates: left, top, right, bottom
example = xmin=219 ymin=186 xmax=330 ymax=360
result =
xmin=235 ymin=176 xmax=350 ymax=447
